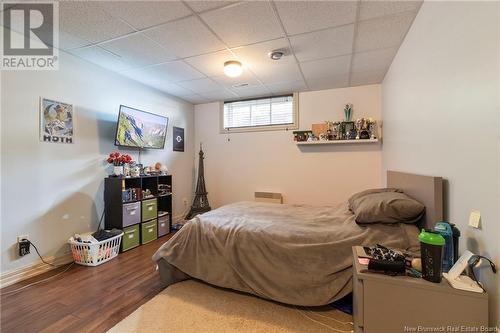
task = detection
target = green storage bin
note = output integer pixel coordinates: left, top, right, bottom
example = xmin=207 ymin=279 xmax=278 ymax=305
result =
xmin=141 ymin=220 xmax=157 ymax=244
xmin=142 ymin=198 xmax=157 ymax=221
xmin=122 ymin=224 xmax=140 ymax=251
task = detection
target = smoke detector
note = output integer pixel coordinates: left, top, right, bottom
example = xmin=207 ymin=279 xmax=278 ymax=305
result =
xmin=268 ymin=49 xmax=285 ymax=60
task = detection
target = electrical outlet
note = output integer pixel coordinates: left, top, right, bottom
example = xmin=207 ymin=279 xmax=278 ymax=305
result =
xmin=183 ymin=198 xmax=188 ymax=206
xmin=17 ymin=235 xmax=30 ymax=257
xmin=17 ymin=235 xmax=29 ymax=243
xmin=18 ymin=240 xmax=30 ymax=256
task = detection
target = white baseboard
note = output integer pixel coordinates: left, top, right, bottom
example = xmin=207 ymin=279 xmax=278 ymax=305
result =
xmin=1 ymin=217 xmax=186 ymax=289
xmin=0 ymin=253 xmax=73 ymax=288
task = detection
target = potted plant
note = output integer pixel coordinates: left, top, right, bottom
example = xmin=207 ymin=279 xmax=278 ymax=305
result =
xmin=107 ymin=152 xmax=132 ymax=176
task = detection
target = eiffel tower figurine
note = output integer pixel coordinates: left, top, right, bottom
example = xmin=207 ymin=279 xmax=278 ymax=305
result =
xmin=185 ymin=144 xmax=211 ymax=220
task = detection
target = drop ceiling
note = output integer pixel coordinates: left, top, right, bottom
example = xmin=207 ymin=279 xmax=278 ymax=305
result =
xmin=57 ymin=0 xmax=422 ymax=104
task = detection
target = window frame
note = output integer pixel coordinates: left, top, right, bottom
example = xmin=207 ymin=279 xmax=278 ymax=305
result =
xmin=219 ymin=93 xmax=299 ymax=134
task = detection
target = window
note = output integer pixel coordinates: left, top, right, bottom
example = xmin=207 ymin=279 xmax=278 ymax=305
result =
xmin=221 ymin=94 xmax=298 ymax=133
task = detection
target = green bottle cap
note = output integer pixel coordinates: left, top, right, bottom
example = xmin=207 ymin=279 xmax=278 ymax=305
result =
xmin=418 ymin=229 xmax=445 ymax=246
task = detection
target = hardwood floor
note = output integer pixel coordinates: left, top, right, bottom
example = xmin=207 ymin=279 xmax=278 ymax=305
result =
xmin=0 ymin=235 xmax=174 ymax=333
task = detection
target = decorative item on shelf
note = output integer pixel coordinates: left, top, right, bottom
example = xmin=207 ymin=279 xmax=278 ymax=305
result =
xmin=129 ymin=162 xmax=141 ymax=177
xmin=106 ymin=152 xmax=133 ymax=177
xmin=123 ymin=163 xmax=130 ymax=177
xmin=328 ymin=121 xmax=341 ymax=140
xmin=311 ymin=123 xmax=329 ymax=139
xmin=292 ymin=130 xmax=313 ymax=142
xmin=355 ymin=118 xmax=363 ymax=140
xmin=343 ymin=103 xmax=353 ymax=122
xmin=341 ymin=121 xmax=355 ymax=140
xmin=319 ymin=133 xmax=329 ymax=141
xmin=142 ymin=188 xmax=154 ymax=199
xmin=153 ymin=162 xmax=168 ymax=175
xmin=158 ymin=184 xmax=172 ymax=196
xmin=354 ymin=118 xmax=371 ymax=140
xmin=369 ymin=119 xmax=378 ymax=139
xmin=122 ymin=187 xmax=141 ymax=202
xmin=307 ymin=133 xmax=319 ymax=142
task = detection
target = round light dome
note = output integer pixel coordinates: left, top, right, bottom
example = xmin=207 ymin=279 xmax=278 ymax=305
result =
xmin=224 ymin=60 xmax=242 ymax=77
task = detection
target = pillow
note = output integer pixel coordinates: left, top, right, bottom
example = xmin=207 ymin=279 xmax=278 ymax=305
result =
xmin=348 ymin=188 xmax=425 ymax=224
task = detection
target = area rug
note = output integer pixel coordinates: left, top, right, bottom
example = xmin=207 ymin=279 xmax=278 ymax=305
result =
xmin=107 ymin=280 xmax=354 ymax=333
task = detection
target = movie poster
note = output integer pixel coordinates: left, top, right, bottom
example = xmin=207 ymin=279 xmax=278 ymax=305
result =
xmin=39 ymin=98 xmax=74 ymax=144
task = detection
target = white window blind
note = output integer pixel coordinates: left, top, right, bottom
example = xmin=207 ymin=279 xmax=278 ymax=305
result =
xmin=223 ymin=95 xmax=295 ymax=130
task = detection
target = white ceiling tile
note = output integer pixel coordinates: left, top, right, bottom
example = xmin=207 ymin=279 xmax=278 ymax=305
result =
xmin=275 ymin=1 xmax=357 ymax=35
xmin=355 ymin=11 xmax=416 ymax=53
xmin=253 ymin=63 xmax=303 ymax=85
xmin=290 ymin=24 xmax=354 ymax=62
xmin=186 ymin=1 xmax=239 ymax=13
xmin=267 ymin=80 xmax=308 ymax=95
xmin=155 ymin=82 xmax=195 ymax=97
xmin=350 ymin=70 xmax=386 ymax=86
xmin=181 ymin=94 xmax=210 ymax=104
xmin=122 ymin=61 xmax=204 ymax=83
xmin=306 ymin=73 xmax=349 ymax=91
xmin=231 ymin=38 xmax=295 ymax=70
xmin=99 ymin=1 xmax=192 ymax=30
xmin=59 ymin=31 xmax=90 ymax=50
xmin=177 ymin=78 xmax=222 ymax=94
xmin=151 ymin=61 xmax=205 ymax=82
xmin=144 ymin=16 xmax=226 ymax=58
xmin=351 ymin=47 xmax=397 ymax=74
xmin=69 ymin=46 xmax=135 ymax=72
xmin=229 ymin=84 xmax=271 ymax=99
xmin=300 ymin=55 xmax=351 ymax=79
xmin=184 ymin=49 xmax=235 ymax=77
xmin=201 ymin=1 xmax=283 ymax=47
xmin=59 ymin=2 xmax=134 ymax=45
xmin=199 ymin=89 xmax=238 ymax=101
xmin=211 ymin=71 xmax=261 ymax=88
xmin=359 ymin=0 xmax=422 ymax=21
xmin=100 ymin=33 xmax=177 ymax=67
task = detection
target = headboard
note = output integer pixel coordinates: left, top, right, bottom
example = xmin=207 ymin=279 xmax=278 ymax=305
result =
xmin=387 ymin=171 xmax=443 ymax=230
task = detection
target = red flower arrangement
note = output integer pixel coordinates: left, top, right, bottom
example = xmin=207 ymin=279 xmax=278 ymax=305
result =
xmin=107 ymin=152 xmax=132 ymax=166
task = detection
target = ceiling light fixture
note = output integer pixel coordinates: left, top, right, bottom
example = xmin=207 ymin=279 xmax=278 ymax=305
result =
xmin=268 ymin=50 xmax=285 ymax=60
xmin=224 ymin=60 xmax=242 ymax=77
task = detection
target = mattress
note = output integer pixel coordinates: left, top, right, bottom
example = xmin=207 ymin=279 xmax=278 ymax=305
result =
xmin=152 ymin=201 xmax=420 ymax=306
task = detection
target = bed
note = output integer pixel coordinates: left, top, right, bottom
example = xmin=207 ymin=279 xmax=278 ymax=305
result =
xmin=152 ymin=171 xmax=443 ymax=306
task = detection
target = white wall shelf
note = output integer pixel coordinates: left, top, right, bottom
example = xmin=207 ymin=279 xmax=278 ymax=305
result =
xmin=296 ymin=139 xmax=380 ymax=145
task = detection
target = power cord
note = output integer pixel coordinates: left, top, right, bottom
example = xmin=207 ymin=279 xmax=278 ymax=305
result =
xmin=0 ymin=262 xmax=74 ymax=296
xmin=95 ymin=209 xmax=105 ymax=233
xmin=27 ymin=240 xmax=59 ymax=267
xmin=0 ymin=239 xmax=75 ymax=296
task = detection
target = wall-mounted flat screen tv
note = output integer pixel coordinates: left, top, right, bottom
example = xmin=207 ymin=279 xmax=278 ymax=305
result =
xmin=114 ymin=105 xmax=168 ymax=149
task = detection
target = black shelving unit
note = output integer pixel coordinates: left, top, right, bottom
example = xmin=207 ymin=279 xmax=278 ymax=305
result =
xmin=104 ymin=174 xmax=172 ymax=252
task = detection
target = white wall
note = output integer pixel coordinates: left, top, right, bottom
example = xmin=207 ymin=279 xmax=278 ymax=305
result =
xmin=194 ymin=85 xmax=382 ymax=208
xmin=1 ymin=50 xmax=195 ymax=273
xmin=382 ymin=1 xmax=499 ymax=326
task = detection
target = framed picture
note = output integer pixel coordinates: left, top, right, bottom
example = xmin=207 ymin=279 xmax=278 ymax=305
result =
xmin=173 ymin=126 xmax=184 ymax=152
xmin=39 ymin=97 xmax=74 ymax=144
xmin=341 ymin=121 xmax=355 ymax=140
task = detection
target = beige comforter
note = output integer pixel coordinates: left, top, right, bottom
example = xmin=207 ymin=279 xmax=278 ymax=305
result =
xmin=152 ymin=201 xmax=420 ymax=306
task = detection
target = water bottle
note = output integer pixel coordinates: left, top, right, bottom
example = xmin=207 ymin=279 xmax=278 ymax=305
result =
xmin=434 ymin=222 xmax=453 ymax=272
xmin=419 ymin=229 xmax=445 ymax=283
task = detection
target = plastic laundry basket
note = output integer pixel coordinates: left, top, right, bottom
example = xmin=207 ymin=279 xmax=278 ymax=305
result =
xmin=68 ymin=232 xmax=123 ymax=266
